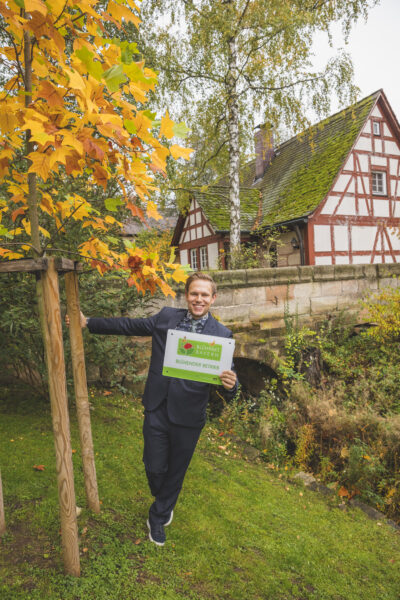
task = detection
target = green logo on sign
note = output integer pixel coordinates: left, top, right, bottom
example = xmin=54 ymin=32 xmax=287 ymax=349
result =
xmin=177 ymin=337 xmax=222 ymax=361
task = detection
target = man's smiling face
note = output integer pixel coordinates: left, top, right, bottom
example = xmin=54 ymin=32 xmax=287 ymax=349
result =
xmin=185 ymin=279 xmax=216 ymax=319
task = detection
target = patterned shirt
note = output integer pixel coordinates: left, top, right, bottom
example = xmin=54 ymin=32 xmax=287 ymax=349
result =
xmin=175 ymin=311 xmax=209 ymax=334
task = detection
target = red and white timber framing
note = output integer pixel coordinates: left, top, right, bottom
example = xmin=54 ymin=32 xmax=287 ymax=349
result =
xmin=309 ymin=94 xmax=400 ymax=265
xmin=177 ymin=198 xmax=225 ymax=269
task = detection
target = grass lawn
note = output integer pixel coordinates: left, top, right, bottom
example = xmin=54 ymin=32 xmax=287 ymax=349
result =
xmin=0 ymin=389 xmax=399 ymax=600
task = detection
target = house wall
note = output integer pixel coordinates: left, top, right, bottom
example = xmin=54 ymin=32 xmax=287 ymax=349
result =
xmin=275 ymin=230 xmax=301 ymax=267
xmin=309 ymin=98 xmax=400 ymax=265
xmin=177 ymin=198 xmax=224 ymax=269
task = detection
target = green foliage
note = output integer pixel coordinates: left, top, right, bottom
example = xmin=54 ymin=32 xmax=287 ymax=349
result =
xmin=0 ymin=270 xmax=158 ymax=399
xmin=278 ymin=304 xmax=320 ymax=388
xmin=362 ymin=281 xmax=400 ymax=342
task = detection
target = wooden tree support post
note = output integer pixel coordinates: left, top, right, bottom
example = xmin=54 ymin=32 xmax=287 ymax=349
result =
xmin=0 ymin=469 xmax=5 ymax=535
xmin=41 ymin=258 xmax=80 ymax=577
xmin=65 ymin=271 xmax=100 ymax=514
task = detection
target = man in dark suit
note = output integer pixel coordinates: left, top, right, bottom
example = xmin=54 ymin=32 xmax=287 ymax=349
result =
xmin=75 ymin=272 xmax=237 ymax=546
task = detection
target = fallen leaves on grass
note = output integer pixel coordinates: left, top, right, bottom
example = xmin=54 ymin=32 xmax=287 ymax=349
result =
xmin=33 ymin=465 xmax=45 ymax=471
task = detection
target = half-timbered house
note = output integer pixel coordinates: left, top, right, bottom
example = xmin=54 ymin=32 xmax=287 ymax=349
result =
xmin=171 ymin=89 xmax=400 ymax=269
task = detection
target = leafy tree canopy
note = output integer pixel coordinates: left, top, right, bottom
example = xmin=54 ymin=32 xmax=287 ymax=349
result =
xmin=0 ymin=0 xmax=191 ymax=295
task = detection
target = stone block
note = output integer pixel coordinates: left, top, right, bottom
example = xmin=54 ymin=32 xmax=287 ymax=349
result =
xmin=336 ymin=294 xmax=361 ymax=310
xmin=319 ymin=280 xmax=343 ymax=297
xmin=259 ymin=317 xmax=286 ymax=331
xmin=341 ymin=280 xmax=359 ymax=294
xmin=298 ymin=265 xmax=313 ymax=282
xmin=213 ymin=289 xmax=234 ymax=307
xmin=378 ymin=277 xmax=399 ymax=289
xmin=293 ymin=281 xmax=322 ymax=299
xmin=212 ymin=304 xmax=250 ymax=323
xmin=249 ymin=303 xmax=285 ymax=321
xmin=357 ymin=278 xmax=378 ymax=293
xmin=233 ymin=286 xmax=266 ymax=306
xmin=362 ymin=264 xmax=379 ymax=280
xmin=377 ymin=263 xmax=400 ymax=279
xmin=312 ymin=265 xmax=335 ymax=281
xmin=334 ymin=264 xmax=359 ymax=280
xmin=310 ymin=296 xmax=338 ymax=314
xmin=246 ymin=267 xmax=276 ymax=286
xmin=272 ymin=266 xmax=300 ymax=284
xmin=265 ymin=283 xmax=295 ymax=304
xmin=228 ymin=269 xmax=248 ymax=288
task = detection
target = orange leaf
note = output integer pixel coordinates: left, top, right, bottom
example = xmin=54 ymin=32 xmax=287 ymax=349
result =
xmin=33 ymin=464 xmax=45 ymax=471
xmin=338 ymin=486 xmax=349 ymax=498
xmin=126 ymin=202 xmax=144 ymax=220
xmin=11 ymin=207 xmax=26 ymax=222
xmin=38 ymin=81 xmax=64 ymax=108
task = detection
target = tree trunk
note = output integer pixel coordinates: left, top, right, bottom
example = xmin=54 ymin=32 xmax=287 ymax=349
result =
xmin=23 ymin=30 xmax=40 ymax=256
xmin=227 ymin=34 xmax=241 ymax=268
xmin=42 ymin=259 xmax=80 ymax=576
xmin=65 ymin=271 xmax=100 ymax=514
xmin=0 ymin=469 xmax=5 ymax=535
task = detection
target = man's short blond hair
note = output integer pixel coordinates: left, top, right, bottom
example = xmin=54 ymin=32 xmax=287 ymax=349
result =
xmin=185 ymin=272 xmax=217 ymax=296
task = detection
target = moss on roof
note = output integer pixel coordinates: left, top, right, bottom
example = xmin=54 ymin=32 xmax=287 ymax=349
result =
xmin=194 ymin=185 xmax=261 ymax=231
xmin=194 ymin=91 xmax=379 ymax=231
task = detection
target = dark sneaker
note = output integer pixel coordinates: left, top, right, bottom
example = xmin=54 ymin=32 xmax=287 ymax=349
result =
xmin=147 ymin=518 xmax=166 ymax=546
xmin=164 ymin=510 xmax=174 ymax=527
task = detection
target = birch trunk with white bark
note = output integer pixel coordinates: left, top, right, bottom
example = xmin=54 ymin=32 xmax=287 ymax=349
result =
xmin=227 ymin=34 xmax=241 ymax=268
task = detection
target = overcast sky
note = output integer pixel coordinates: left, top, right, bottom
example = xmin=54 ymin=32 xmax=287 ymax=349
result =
xmin=312 ymin=0 xmax=400 ymax=120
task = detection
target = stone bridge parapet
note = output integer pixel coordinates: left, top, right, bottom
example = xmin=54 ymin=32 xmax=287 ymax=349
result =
xmin=164 ymin=263 xmax=400 ymax=365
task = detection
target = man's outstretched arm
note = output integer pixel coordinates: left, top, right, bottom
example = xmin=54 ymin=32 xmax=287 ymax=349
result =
xmin=65 ymin=310 xmax=160 ymax=337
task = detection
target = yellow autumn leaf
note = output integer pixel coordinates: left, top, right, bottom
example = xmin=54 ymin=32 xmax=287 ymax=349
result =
xmin=0 ymin=112 xmax=18 ymax=135
xmin=39 ymin=226 xmax=51 ymax=238
xmin=27 ymin=152 xmax=51 ymax=181
xmin=171 ymin=266 xmax=188 ymax=284
xmin=64 ymin=68 xmax=86 ymax=91
xmin=21 ymin=218 xmax=31 ymax=235
xmin=107 ymin=0 xmax=141 ymax=27
xmin=146 ymin=201 xmax=162 ymax=221
xmin=25 ymin=0 xmax=48 ymax=16
xmin=159 ymin=111 xmax=174 ymax=140
xmin=170 ymin=145 xmax=194 ymax=160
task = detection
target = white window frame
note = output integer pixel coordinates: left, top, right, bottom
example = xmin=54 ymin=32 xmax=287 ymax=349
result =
xmin=199 ymin=246 xmax=208 ymax=269
xmin=371 ymin=171 xmax=387 ymax=196
xmin=190 ymin=248 xmax=198 ymax=270
xmin=373 ymin=121 xmax=381 ymax=136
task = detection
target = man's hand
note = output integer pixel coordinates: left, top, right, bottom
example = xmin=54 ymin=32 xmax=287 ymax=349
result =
xmin=65 ymin=310 xmax=87 ymax=329
xmin=220 ymin=370 xmax=237 ymax=391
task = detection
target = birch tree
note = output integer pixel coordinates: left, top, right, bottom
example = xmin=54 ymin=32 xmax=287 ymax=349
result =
xmin=141 ymin=0 xmax=378 ymax=266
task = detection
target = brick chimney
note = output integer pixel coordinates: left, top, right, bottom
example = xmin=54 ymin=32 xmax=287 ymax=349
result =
xmin=254 ymin=124 xmax=274 ymax=180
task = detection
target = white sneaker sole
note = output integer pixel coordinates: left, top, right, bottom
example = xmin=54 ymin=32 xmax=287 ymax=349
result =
xmin=164 ymin=510 xmax=174 ymax=527
xmin=147 ymin=519 xmax=165 ymax=546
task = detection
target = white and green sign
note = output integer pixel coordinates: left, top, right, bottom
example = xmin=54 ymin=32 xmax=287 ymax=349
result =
xmin=162 ymin=329 xmax=235 ymax=384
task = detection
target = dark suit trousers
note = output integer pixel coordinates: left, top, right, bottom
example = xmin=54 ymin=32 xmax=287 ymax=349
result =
xmin=143 ymin=400 xmax=203 ymax=523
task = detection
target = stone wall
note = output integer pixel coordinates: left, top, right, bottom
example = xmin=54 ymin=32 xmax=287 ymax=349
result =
xmin=165 ymin=263 xmax=400 ymax=342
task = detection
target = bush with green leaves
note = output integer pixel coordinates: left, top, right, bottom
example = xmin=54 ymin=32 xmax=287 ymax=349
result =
xmin=0 ymin=269 xmax=159 ymax=399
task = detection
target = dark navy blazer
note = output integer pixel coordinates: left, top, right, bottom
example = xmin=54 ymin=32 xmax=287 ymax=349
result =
xmin=87 ymin=307 xmax=238 ymax=427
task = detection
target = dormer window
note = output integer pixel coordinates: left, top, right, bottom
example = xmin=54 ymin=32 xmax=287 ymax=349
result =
xmin=372 ymin=171 xmax=387 ymax=195
xmin=373 ymin=121 xmax=380 ymax=136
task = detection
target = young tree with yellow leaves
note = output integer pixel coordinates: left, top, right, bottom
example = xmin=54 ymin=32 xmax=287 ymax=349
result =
xmin=0 ymin=0 xmax=191 ymax=294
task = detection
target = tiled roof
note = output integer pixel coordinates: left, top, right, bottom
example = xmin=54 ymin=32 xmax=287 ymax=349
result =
xmin=194 ymin=91 xmax=380 ymax=231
